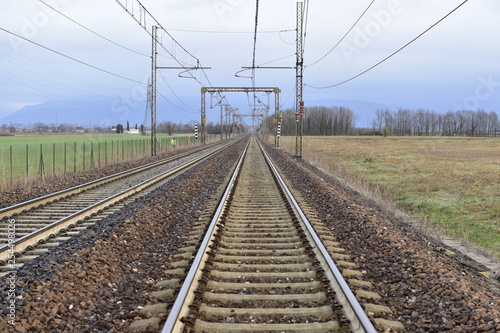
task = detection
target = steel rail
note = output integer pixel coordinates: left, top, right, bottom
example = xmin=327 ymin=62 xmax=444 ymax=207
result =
xmin=0 ymin=140 xmax=237 ymax=265
xmin=257 ymin=138 xmax=376 ymax=333
xmin=161 ymin=139 xmax=250 ymax=333
xmin=0 ymin=140 xmax=224 ymax=220
xmin=161 ymin=137 xmax=375 ymax=332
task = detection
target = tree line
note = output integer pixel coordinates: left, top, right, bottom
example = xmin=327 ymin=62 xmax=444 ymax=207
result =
xmin=372 ymin=109 xmax=499 ymax=137
xmin=265 ymin=106 xmax=357 ymax=136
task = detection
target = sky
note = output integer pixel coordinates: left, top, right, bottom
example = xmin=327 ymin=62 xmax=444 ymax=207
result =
xmin=1 ymin=0 xmax=499 ymax=127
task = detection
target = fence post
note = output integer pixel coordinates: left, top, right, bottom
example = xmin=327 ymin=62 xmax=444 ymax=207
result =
xmin=26 ymin=144 xmax=29 ymax=178
xmin=10 ymin=145 xmax=13 ymax=187
xmin=90 ymin=142 xmax=94 ymax=168
xmin=38 ymin=143 xmax=45 ymax=178
xmin=74 ymin=142 xmax=76 ymax=173
xmin=53 ymin=143 xmax=56 ymax=175
xmin=83 ymin=142 xmax=86 ymax=170
xmin=98 ymin=142 xmax=101 ymax=168
xmin=64 ymin=143 xmax=67 ymax=174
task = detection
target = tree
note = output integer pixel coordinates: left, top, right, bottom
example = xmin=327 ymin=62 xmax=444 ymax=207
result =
xmin=488 ymin=111 xmax=499 ymax=137
xmin=116 ymin=124 xmax=124 ymax=134
xmin=126 ymin=121 xmax=130 ymax=132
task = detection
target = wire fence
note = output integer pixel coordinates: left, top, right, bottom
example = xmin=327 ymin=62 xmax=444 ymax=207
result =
xmin=0 ymin=135 xmax=213 ymax=189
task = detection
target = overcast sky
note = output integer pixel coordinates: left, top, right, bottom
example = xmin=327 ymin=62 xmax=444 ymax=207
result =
xmin=1 ymin=0 xmax=499 ymax=125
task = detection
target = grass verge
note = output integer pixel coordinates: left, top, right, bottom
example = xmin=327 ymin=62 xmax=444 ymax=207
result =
xmin=278 ymin=136 xmax=500 ymax=260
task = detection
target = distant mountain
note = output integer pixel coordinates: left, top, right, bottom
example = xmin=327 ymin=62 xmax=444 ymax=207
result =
xmin=1 ymin=97 xmax=399 ymax=128
xmin=0 ymin=98 xmax=200 ymax=127
xmin=306 ymin=99 xmax=400 ymax=127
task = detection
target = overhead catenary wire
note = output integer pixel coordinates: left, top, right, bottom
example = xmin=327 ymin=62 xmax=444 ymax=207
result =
xmin=307 ymin=0 xmax=470 ymax=89
xmin=113 ymin=0 xmax=202 ymax=80
xmin=38 ymin=0 xmax=150 ymax=57
xmin=114 ymin=0 xmax=236 ymax=112
xmin=114 ymin=0 xmax=199 ymax=62
xmin=157 ymin=70 xmax=198 ymax=113
xmin=157 ymin=90 xmax=196 ymax=114
xmin=164 ymin=28 xmax=294 ymax=34
xmin=0 ymin=27 xmax=146 ymax=85
xmin=307 ymin=0 xmax=376 ymax=67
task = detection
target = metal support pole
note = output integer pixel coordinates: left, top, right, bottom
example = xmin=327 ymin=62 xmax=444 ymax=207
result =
xmin=201 ymin=88 xmax=207 ymax=145
xmin=295 ymin=1 xmax=304 ymax=158
xmin=220 ymin=104 xmax=223 ymax=141
xmin=274 ymin=87 xmax=281 ymax=147
xmin=226 ymin=108 xmax=229 ymax=139
xmin=151 ymin=25 xmax=158 ymax=156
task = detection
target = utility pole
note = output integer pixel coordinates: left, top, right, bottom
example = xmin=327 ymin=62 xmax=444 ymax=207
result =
xmin=151 ymin=25 xmax=158 ymax=156
xmin=226 ymin=106 xmax=229 ymax=139
xmin=275 ymin=88 xmax=281 ymax=147
xmin=295 ymin=1 xmax=304 ymax=158
xmin=220 ymin=104 xmax=223 ymax=141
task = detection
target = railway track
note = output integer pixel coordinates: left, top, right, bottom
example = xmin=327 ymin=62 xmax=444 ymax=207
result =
xmin=0 ymin=139 xmax=239 ymax=269
xmin=161 ymin=137 xmax=376 ymax=333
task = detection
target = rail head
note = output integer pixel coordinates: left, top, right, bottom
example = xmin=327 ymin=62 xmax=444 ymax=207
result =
xmin=161 ymin=139 xmax=250 ymax=333
xmin=0 ymin=140 xmax=226 ymax=220
xmin=257 ymin=138 xmax=376 ymax=333
xmin=0 ymin=139 xmax=242 ymax=265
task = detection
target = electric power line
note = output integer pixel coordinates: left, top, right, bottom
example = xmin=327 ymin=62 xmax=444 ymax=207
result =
xmin=157 ymin=90 xmax=195 ymax=114
xmin=0 ymin=41 xmax=128 ymax=91
xmin=39 ymin=0 xmax=149 ymax=57
xmin=0 ymin=27 xmax=146 ymax=85
xmin=307 ymin=0 xmax=375 ymax=67
xmin=113 ymin=0 xmax=200 ymax=70
xmin=307 ymin=0 xmax=470 ymax=89
xmin=114 ymin=0 xmax=231 ymax=110
xmin=157 ymin=70 xmax=198 ymax=113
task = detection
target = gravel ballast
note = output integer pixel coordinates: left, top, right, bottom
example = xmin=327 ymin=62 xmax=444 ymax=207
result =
xmin=2 ymin=137 xmax=499 ymax=332
xmin=262 ymin=139 xmax=499 ymax=332
xmin=1 ymin=140 xmax=246 ymax=332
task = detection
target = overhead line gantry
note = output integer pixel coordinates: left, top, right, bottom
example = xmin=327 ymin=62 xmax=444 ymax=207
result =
xmin=200 ymin=87 xmax=281 ymax=146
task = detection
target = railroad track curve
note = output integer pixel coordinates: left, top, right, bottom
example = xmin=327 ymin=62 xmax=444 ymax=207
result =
xmin=0 ymin=138 xmax=242 ymax=268
xmin=161 ymin=136 xmax=376 ymax=333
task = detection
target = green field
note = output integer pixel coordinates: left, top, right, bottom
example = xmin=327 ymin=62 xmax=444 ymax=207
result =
xmin=278 ymin=136 xmax=500 ymax=260
xmin=0 ymin=133 xmax=203 ymax=188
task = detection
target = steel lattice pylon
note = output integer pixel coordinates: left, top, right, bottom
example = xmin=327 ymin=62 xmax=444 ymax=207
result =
xmin=150 ymin=25 xmax=158 ymax=156
xmin=295 ymin=1 xmax=304 ymax=158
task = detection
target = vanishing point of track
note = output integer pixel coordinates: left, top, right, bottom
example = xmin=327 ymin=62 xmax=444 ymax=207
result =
xmin=162 ymin=137 xmax=376 ymax=332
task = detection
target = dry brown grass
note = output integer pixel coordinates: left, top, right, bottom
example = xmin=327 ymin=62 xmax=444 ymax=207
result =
xmin=276 ymin=136 xmax=500 ymax=260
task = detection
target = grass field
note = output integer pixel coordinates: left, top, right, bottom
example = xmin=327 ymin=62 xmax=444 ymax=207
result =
xmin=0 ymin=133 xmax=205 ymax=188
xmin=278 ymin=136 xmax=500 ymax=260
